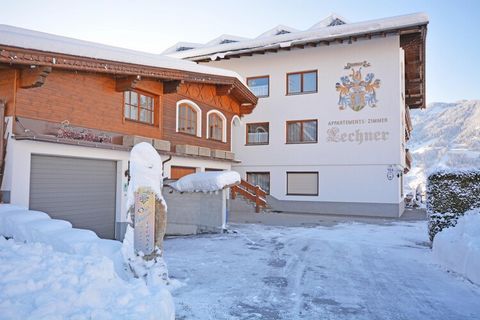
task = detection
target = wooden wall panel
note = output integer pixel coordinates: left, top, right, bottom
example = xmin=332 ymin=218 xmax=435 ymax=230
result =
xmin=7 ymin=68 xmax=238 ymax=151
xmin=0 ymin=69 xmax=17 ymax=116
xmin=14 ymin=69 xmax=164 ymax=139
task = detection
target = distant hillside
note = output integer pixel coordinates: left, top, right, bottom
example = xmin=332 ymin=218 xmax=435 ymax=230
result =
xmin=405 ymin=100 xmax=480 ymax=193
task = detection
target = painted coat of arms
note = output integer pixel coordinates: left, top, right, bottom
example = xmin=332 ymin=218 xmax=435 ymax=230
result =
xmin=335 ymin=61 xmax=381 ymax=112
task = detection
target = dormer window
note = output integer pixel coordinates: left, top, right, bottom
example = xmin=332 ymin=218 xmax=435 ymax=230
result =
xmin=176 ymin=46 xmax=194 ymax=52
xmin=329 ymin=18 xmax=346 ymax=26
xmin=276 ymin=30 xmax=290 ymax=35
xmin=220 ymin=39 xmax=237 ymax=44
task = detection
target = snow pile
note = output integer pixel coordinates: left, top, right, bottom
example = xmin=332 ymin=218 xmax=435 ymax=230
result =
xmin=169 ymin=171 xmax=240 ymax=193
xmin=433 ymin=209 xmax=480 ymax=285
xmin=405 ymin=100 xmax=480 ymax=195
xmin=121 ymin=225 xmax=182 ymax=291
xmin=126 ymin=142 xmax=165 ymax=212
xmin=0 ymin=204 xmax=125 ymax=277
xmin=0 ymin=236 xmax=174 ymax=320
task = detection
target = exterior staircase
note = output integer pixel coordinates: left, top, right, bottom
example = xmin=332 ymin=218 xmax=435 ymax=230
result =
xmin=230 ymin=179 xmax=268 ymax=213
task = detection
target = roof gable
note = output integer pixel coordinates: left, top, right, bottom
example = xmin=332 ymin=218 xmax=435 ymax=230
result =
xmin=205 ymin=34 xmax=249 ymax=46
xmin=309 ymin=13 xmax=349 ymax=29
xmin=256 ymin=25 xmax=299 ymax=39
xmin=162 ymin=42 xmax=203 ymax=54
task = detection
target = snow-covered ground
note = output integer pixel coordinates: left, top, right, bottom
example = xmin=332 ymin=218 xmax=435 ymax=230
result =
xmin=406 ymin=100 xmax=480 ymax=194
xmin=0 ymin=236 xmax=173 ymax=320
xmin=164 ymin=222 xmax=480 ymax=320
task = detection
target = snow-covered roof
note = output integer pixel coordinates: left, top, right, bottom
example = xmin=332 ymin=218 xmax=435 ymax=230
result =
xmin=0 ymin=24 xmax=243 ymax=80
xmin=167 ymin=12 xmax=428 ymax=61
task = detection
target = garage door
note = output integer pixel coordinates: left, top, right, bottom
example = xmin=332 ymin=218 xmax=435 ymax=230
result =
xmin=30 ymin=155 xmax=117 ymax=239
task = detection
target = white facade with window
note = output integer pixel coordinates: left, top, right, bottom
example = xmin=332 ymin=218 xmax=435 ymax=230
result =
xmin=168 ymin=13 xmax=428 ymax=217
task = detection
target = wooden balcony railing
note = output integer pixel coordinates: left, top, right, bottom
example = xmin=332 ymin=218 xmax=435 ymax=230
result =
xmin=231 ymin=179 xmax=267 ymax=213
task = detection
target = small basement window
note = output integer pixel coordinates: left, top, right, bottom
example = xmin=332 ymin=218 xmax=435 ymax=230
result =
xmin=124 ymin=91 xmax=155 ymax=125
xmin=287 ymin=70 xmax=317 ymax=95
xmin=287 ymin=172 xmax=318 ymax=196
xmin=247 ymin=172 xmax=270 ymax=194
xmin=247 ymin=76 xmax=269 ymax=97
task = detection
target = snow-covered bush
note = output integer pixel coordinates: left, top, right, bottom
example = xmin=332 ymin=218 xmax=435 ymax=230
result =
xmin=427 ymin=169 xmax=480 ymax=241
xmin=432 ymin=209 xmax=480 ymax=285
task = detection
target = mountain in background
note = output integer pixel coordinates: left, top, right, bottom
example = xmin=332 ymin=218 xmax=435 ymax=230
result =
xmin=405 ymin=100 xmax=480 ymax=194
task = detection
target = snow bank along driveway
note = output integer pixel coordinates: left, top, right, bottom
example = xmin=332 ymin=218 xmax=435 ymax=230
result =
xmin=165 ymin=222 xmax=480 ymax=320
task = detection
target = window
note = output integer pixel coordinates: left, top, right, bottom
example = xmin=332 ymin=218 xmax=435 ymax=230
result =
xmin=207 ymin=110 xmax=227 ymax=142
xmin=286 ymin=120 xmax=317 ymax=143
xmin=208 ymin=113 xmax=223 ymax=141
xmin=178 ymin=104 xmax=197 ymax=135
xmin=287 ymin=172 xmax=318 ymax=196
xmin=247 ymin=76 xmax=269 ymax=97
xmin=247 ymin=172 xmax=270 ymax=194
xmin=176 ymin=100 xmax=202 ymax=137
xmin=124 ymin=91 xmax=154 ymax=124
xmin=287 ymin=70 xmax=317 ymax=95
xmin=246 ymin=122 xmax=269 ymax=145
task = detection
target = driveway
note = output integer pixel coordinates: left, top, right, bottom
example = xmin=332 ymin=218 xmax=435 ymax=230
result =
xmin=164 ymin=221 xmax=480 ymax=320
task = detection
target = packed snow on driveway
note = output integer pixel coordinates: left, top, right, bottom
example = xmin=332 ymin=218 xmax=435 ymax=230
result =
xmin=164 ymin=221 xmax=480 ymax=320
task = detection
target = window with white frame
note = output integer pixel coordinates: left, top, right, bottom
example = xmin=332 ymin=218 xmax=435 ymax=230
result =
xmin=176 ymin=100 xmax=202 ymax=137
xmin=207 ymin=110 xmax=227 ymax=142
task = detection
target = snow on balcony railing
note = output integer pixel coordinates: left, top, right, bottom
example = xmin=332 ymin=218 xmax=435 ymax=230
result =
xmin=247 ymin=132 xmax=269 ymax=144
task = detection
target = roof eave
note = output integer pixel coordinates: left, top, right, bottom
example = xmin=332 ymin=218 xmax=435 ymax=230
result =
xmin=0 ymin=45 xmax=258 ymax=108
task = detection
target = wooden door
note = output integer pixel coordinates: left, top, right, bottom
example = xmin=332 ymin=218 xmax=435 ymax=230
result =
xmin=170 ymin=166 xmax=196 ymax=180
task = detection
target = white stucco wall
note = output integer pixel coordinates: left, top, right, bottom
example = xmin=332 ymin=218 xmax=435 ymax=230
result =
xmin=206 ymin=36 xmax=405 ymax=205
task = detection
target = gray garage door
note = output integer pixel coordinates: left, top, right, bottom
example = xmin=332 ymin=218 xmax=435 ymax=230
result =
xmin=30 ymin=155 xmax=117 ymax=239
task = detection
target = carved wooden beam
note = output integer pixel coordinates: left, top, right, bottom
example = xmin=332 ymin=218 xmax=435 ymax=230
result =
xmin=19 ymin=66 xmax=51 ymax=89
xmin=115 ymin=76 xmax=139 ymax=92
xmin=163 ymin=80 xmax=182 ymax=94
xmin=239 ymin=103 xmax=255 ymax=115
xmin=216 ymin=84 xmax=234 ymax=96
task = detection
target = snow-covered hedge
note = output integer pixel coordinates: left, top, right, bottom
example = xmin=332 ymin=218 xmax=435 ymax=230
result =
xmin=432 ymin=209 xmax=480 ymax=285
xmin=426 ymin=169 xmax=480 ymax=241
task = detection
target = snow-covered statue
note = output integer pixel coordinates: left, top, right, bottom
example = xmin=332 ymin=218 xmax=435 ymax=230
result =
xmin=125 ymin=142 xmax=167 ymax=260
xmin=122 ymin=142 xmax=175 ymax=320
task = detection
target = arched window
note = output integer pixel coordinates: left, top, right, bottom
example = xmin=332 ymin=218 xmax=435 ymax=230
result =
xmin=178 ymin=104 xmax=197 ymax=135
xmin=176 ymin=100 xmax=202 ymax=137
xmin=209 ymin=113 xmax=223 ymax=141
xmin=206 ymin=110 xmax=227 ymax=142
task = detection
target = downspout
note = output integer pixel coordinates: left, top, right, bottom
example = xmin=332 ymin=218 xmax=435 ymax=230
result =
xmin=162 ymin=155 xmax=172 ymax=181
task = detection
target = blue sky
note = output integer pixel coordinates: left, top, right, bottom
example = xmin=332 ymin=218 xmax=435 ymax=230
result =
xmin=1 ymin=0 xmax=478 ymax=103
